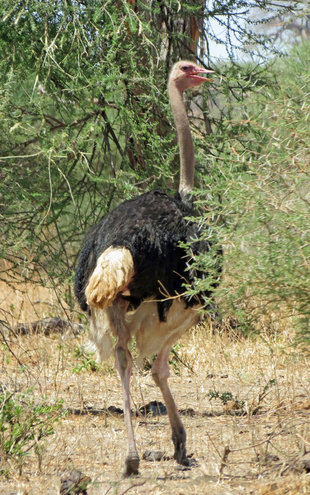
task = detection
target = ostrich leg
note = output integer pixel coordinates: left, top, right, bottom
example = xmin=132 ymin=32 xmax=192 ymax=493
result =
xmin=152 ymin=347 xmax=188 ymax=465
xmin=108 ymin=299 xmax=140 ymax=476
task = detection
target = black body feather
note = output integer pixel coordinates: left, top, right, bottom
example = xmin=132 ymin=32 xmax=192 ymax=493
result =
xmin=74 ymin=190 xmax=214 ymax=321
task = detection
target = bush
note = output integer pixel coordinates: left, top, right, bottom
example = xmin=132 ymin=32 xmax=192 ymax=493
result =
xmin=197 ymin=41 xmax=310 ymax=342
xmin=0 ymin=388 xmax=65 ymax=475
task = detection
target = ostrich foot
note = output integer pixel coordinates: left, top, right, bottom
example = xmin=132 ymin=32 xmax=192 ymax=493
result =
xmin=123 ymin=453 xmax=140 ymax=477
xmin=173 ymin=430 xmax=188 ymax=466
xmin=175 ymin=452 xmax=197 ymax=468
xmin=174 ymin=446 xmax=189 ymax=466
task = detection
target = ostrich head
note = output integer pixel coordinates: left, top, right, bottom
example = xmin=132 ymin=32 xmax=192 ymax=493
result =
xmin=169 ymin=61 xmax=214 ymax=92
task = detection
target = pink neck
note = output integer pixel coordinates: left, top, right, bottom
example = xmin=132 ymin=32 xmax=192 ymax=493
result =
xmin=168 ymin=80 xmax=194 ymax=195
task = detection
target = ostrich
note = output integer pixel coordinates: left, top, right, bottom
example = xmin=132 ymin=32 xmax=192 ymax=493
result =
xmin=74 ymin=61 xmax=217 ymax=476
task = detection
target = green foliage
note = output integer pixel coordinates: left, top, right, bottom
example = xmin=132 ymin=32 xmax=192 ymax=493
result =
xmin=0 ymin=0 xmax=299 ymax=288
xmin=0 ymin=389 xmax=65 ymax=474
xmin=0 ymin=1 xmax=309 ymax=345
xmin=72 ymin=346 xmax=101 ymax=373
xmin=196 ymin=41 xmax=310 ymax=342
xmin=0 ymin=0 xmax=177 ymax=296
xmin=208 ymin=389 xmax=245 ymax=410
xmin=169 ymin=343 xmax=183 ymax=375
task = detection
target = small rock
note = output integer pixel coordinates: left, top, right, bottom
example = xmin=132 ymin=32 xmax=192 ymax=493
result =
xmin=143 ymin=450 xmax=167 ymax=461
xmin=139 ymin=401 xmax=167 ymax=416
xmin=60 ymin=469 xmax=91 ymax=495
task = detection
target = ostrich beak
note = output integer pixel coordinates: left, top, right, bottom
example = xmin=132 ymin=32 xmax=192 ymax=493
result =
xmin=191 ymin=66 xmax=215 ymax=83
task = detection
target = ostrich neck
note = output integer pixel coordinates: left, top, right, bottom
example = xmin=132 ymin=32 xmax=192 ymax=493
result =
xmin=168 ymin=81 xmax=194 ymax=195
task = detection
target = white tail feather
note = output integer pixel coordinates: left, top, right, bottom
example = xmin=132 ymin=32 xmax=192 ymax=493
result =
xmin=85 ymin=247 xmax=134 ymax=309
xmin=89 ymin=307 xmax=114 ymax=361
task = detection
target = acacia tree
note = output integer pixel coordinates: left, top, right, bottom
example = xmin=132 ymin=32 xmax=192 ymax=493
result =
xmin=192 ymin=40 xmax=310 ymax=342
xmin=1 ymin=0 xmax=308 ymax=340
xmin=250 ymin=2 xmax=310 ymax=46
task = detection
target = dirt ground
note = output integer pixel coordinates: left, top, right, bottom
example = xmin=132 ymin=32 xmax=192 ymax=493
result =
xmin=0 ymin=284 xmax=310 ymax=494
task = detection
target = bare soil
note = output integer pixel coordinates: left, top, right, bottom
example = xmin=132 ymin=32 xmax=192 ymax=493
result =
xmin=0 ymin=284 xmax=309 ymax=494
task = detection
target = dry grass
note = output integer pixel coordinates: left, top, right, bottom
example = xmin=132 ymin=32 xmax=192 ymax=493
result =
xmin=0 ymin=280 xmax=71 ymax=326
xmin=0 ymin=283 xmax=310 ymax=494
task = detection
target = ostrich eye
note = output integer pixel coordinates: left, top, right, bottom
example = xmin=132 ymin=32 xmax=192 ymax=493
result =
xmin=181 ymin=65 xmax=191 ymax=71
